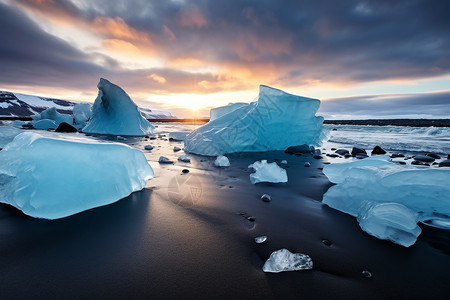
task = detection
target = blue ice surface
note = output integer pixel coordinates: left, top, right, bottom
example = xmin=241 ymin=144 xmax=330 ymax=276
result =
xmin=0 ymin=132 xmax=154 ymax=219
xmin=323 ymin=155 xmax=450 ymax=246
xmin=83 ymin=78 xmax=154 ymax=136
xmin=184 ymin=85 xmax=327 ymax=156
xmin=30 ymin=107 xmax=73 ymax=129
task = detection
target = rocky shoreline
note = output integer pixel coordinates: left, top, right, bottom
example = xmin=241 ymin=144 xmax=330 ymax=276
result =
xmin=324 ymin=119 xmax=450 ymax=127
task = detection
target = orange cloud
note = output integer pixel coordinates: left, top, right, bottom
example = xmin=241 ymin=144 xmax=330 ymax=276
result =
xmin=92 ymin=16 xmax=150 ymax=42
xmin=168 ymin=57 xmax=204 ymax=68
xmin=101 ymin=39 xmax=142 ymax=55
xmin=147 ymin=74 xmax=167 ymax=84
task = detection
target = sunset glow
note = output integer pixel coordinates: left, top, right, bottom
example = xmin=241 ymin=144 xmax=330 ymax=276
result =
xmin=0 ymin=0 xmax=449 ymax=118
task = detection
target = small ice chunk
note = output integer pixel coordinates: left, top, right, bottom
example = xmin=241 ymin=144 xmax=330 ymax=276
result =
xmin=169 ymin=132 xmax=188 ymax=141
xmin=304 ymin=162 xmax=311 ymax=167
xmin=73 ymin=103 xmax=92 ymax=126
xmin=177 ymin=155 xmax=191 ymax=163
xmin=263 ymin=249 xmax=313 ymax=273
xmin=32 ymin=119 xmax=58 ymax=130
xmin=281 ymin=160 xmax=287 ymax=164
xmin=159 ymin=156 xmax=174 ymax=164
xmin=255 ymin=236 xmax=267 ymax=243
xmin=248 ymin=160 xmax=287 ymax=184
xmin=173 ymin=146 xmax=181 ymax=152
xmin=214 ymin=155 xmax=230 ymax=167
xmin=357 ymin=202 xmax=421 ymax=247
xmin=144 ymin=145 xmax=154 ymax=150
xmin=31 ymin=107 xmax=73 ymax=125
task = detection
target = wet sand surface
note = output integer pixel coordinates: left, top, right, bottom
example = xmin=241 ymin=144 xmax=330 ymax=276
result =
xmin=1 ymin=125 xmax=449 ymax=299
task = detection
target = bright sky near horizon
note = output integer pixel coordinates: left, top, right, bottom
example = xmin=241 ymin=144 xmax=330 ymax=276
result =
xmin=0 ymin=0 xmax=449 ymax=118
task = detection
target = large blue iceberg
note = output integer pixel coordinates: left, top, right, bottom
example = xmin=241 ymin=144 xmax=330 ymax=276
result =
xmin=322 ymin=156 xmax=450 ymax=246
xmin=83 ymin=78 xmax=154 ymax=136
xmin=184 ymin=85 xmax=326 ymax=155
xmin=0 ymin=132 xmax=154 ymax=219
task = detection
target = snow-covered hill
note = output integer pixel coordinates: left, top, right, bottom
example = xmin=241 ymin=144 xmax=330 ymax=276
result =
xmin=0 ymin=91 xmax=176 ymax=119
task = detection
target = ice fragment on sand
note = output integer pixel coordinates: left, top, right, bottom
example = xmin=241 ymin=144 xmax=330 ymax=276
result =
xmin=263 ymin=249 xmax=313 ymax=273
xmin=248 ymin=160 xmax=287 ymax=184
xmin=0 ymin=132 xmax=153 ymax=219
xmin=214 ymin=155 xmax=230 ymax=167
xmin=255 ymin=236 xmax=267 ymax=243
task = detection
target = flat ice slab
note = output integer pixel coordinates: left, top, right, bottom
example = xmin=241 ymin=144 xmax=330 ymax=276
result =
xmin=248 ymin=160 xmax=287 ymax=184
xmin=0 ymin=132 xmax=154 ymax=219
xmin=323 ymin=155 xmax=450 ymax=245
xmin=263 ymin=249 xmax=313 ymax=273
xmin=83 ymin=78 xmax=154 ymax=136
xmin=184 ymin=85 xmax=326 ymax=155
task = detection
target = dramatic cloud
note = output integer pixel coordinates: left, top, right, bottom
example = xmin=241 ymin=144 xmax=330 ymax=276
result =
xmin=1 ymin=0 xmax=449 ymax=117
xmin=319 ymin=91 xmax=450 ymax=119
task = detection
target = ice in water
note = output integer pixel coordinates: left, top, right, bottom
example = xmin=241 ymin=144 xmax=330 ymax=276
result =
xmin=263 ymin=249 xmax=313 ymax=273
xmin=184 ymin=85 xmax=326 ymax=156
xmin=255 ymin=236 xmax=267 ymax=243
xmin=214 ymin=155 xmax=230 ymax=167
xmin=83 ymin=78 xmax=154 ymax=136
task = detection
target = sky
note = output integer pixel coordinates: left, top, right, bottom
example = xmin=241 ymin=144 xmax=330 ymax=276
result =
xmin=0 ymin=0 xmax=449 ymax=118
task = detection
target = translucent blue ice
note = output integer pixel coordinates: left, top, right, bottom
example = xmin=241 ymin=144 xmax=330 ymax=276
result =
xmin=0 ymin=132 xmax=154 ymax=219
xmin=83 ymin=78 xmax=154 ymax=136
xmin=184 ymin=85 xmax=326 ymax=155
xmin=248 ymin=160 xmax=287 ymax=184
xmin=73 ymin=103 xmax=92 ymax=127
xmin=323 ymin=156 xmax=450 ymax=246
xmin=263 ymin=249 xmax=313 ymax=273
xmin=31 ymin=107 xmax=73 ymax=125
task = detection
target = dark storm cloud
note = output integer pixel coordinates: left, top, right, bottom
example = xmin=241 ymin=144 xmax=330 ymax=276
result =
xmin=319 ymin=91 xmax=450 ymax=118
xmin=3 ymin=0 xmax=450 ymax=94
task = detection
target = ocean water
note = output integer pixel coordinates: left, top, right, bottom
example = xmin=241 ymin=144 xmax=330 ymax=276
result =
xmin=324 ymin=124 xmax=450 ymax=155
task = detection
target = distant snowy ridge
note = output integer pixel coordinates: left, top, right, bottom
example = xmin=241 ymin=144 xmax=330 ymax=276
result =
xmin=0 ymin=90 xmax=176 ymax=119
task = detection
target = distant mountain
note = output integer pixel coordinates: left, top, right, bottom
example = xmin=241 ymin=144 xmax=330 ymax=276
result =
xmin=0 ymin=91 xmax=177 ymax=119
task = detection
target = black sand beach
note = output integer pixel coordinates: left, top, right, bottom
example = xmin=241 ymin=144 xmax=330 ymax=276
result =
xmin=1 ymin=129 xmax=449 ymax=299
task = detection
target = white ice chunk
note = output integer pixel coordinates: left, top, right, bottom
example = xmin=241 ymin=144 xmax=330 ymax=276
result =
xmin=82 ymin=78 xmax=154 ymax=136
xmin=31 ymin=107 xmax=73 ymax=125
xmin=322 ymin=156 xmax=450 ymax=246
xmin=248 ymin=160 xmax=287 ymax=184
xmin=73 ymin=103 xmax=92 ymax=126
xmin=263 ymin=249 xmax=313 ymax=273
xmin=184 ymin=85 xmax=326 ymax=155
xmin=357 ymin=202 xmax=421 ymax=247
xmin=255 ymin=236 xmax=267 ymax=244
xmin=214 ymin=155 xmax=230 ymax=167
xmin=0 ymin=132 xmax=154 ymax=219
xmin=0 ymin=126 xmax=22 ymax=148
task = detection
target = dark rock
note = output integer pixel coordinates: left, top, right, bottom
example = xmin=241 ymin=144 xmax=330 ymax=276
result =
xmin=322 ymin=239 xmax=332 ymax=246
xmin=331 ymin=148 xmax=336 ymax=151
xmin=326 ymin=153 xmax=339 ymax=158
xmin=448 ymin=154 xmax=450 ymax=159
xmin=55 ymin=122 xmax=77 ymax=133
xmin=344 ymin=154 xmax=352 ymax=158
xmin=439 ymin=160 xmax=450 ymax=167
xmin=313 ymin=155 xmax=322 ymax=159
xmin=150 ymin=137 xmax=156 ymax=140
xmin=371 ymin=145 xmax=386 ymax=155
xmin=335 ymin=149 xmax=349 ymax=155
xmin=285 ymin=144 xmax=313 ymax=154
xmin=390 ymin=153 xmax=405 ymax=158
xmin=432 ymin=162 xmax=438 ymax=165
xmin=426 ymin=153 xmax=441 ymax=159
xmin=247 ymin=216 xmax=255 ymax=222
xmin=332 ymin=128 xmax=337 ymax=131
xmin=351 ymin=147 xmax=367 ymax=156
xmin=182 ymin=169 xmax=190 ymax=174
xmin=411 ymin=160 xmax=424 ymax=165
xmin=413 ymin=155 xmax=435 ymax=163
xmin=398 ymin=161 xmax=406 ymax=165
xmin=0 ymin=148 xmax=2 ymax=151
xmin=261 ymin=194 xmax=272 ymax=202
